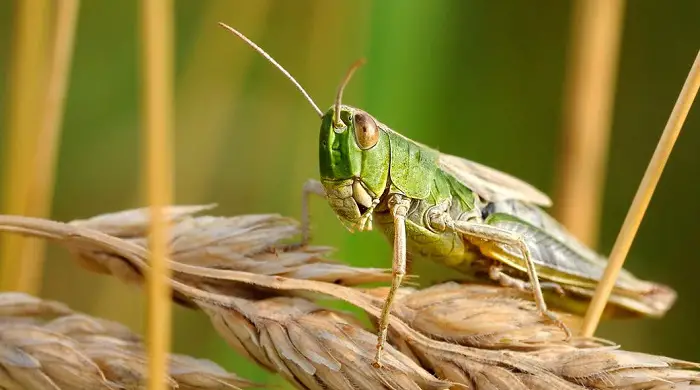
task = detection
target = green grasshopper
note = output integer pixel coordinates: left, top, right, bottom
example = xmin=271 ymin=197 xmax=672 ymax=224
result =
xmin=219 ymin=23 xmax=677 ymax=368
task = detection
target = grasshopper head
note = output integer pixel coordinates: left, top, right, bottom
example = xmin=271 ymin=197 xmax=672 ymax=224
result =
xmin=318 ymin=105 xmax=390 ymax=232
xmin=217 ymin=25 xmax=389 ymax=231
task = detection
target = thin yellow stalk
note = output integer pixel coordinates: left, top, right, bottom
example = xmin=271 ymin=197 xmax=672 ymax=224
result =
xmin=17 ymin=0 xmax=81 ymax=295
xmin=580 ymin=50 xmax=700 ymax=337
xmin=89 ymin=3 xmax=271 ymax=332
xmin=0 ymin=0 xmax=50 ymax=292
xmin=141 ymin=1 xmax=174 ymax=389
xmin=553 ymin=0 xmax=626 ymax=248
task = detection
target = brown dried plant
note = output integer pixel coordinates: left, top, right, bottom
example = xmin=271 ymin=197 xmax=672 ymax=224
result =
xmin=0 ymin=292 xmax=256 ymax=389
xmin=0 ymin=206 xmax=698 ymax=389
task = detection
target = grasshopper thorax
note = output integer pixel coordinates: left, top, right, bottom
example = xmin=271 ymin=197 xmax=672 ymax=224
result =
xmin=318 ymin=105 xmax=391 ymax=232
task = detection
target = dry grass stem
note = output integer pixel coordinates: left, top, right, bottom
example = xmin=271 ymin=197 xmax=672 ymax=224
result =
xmin=581 ymin=50 xmax=700 ymax=337
xmin=0 ymin=292 xmax=256 ymax=390
xmin=19 ymin=0 xmax=81 ymax=296
xmin=0 ymin=206 xmax=698 ymax=389
xmin=553 ymin=0 xmax=625 ymax=247
xmin=141 ymin=0 xmax=175 ymax=388
xmin=0 ymin=0 xmax=50 ymax=293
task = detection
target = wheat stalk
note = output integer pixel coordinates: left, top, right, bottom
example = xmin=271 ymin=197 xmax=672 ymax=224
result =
xmin=0 ymin=206 xmax=698 ymax=389
xmin=553 ymin=0 xmax=625 ymax=247
xmin=0 ymin=291 xmax=256 ymax=390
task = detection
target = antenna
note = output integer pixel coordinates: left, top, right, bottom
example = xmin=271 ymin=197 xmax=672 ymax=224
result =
xmin=333 ymin=58 xmax=366 ymax=129
xmin=218 ymin=22 xmax=323 ymax=117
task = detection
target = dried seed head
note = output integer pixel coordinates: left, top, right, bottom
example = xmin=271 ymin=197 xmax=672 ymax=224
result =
xmin=68 ymin=206 xmax=391 ymax=296
xmin=0 ymin=208 xmax=699 ymax=390
xmin=201 ymin=295 xmax=452 ymax=390
xmin=0 ymin=292 xmax=72 ymax=318
xmin=68 ymin=204 xmax=217 ymax=236
xmin=544 ymin=348 xmax=700 ymax=388
xmin=0 ymin=292 xmax=256 ymax=390
xmin=372 ymin=282 xmax=573 ymax=349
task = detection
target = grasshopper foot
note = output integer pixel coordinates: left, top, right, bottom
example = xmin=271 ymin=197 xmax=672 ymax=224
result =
xmin=490 ymin=267 xmax=572 ymax=339
xmin=542 ymin=310 xmax=572 ymax=341
xmin=372 ymin=344 xmax=384 ymax=368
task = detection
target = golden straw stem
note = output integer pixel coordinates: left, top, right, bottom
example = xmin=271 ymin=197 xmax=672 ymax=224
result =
xmin=0 ymin=0 xmax=50 ymax=292
xmin=141 ymin=1 xmax=175 ymax=389
xmin=580 ymin=50 xmax=700 ymax=337
xmin=17 ymin=0 xmax=81 ymax=295
xmin=553 ymin=0 xmax=625 ymax=248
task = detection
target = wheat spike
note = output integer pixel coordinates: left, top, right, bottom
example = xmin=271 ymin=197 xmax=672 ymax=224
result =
xmin=0 ymin=206 xmax=698 ymax=389
xmin=202 ymin=295 xmax=449 ymax=390
xmin=68 ymin=205 xmax=390 ymax=290
xmin=0 ymin=292 xmax=255 ymax=390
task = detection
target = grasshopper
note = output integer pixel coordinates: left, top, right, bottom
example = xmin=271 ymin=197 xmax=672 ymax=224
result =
xmin=219 ymin=23 xmax=677 ymax=368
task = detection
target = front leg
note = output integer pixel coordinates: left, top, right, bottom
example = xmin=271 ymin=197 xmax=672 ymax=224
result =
xmin=301 ymin=179 xmax=325 ymax=245
xmin=452 ymin=220 xmax=572 ymax=339
xmin=373 ymin=193 xmax=410 ymax=368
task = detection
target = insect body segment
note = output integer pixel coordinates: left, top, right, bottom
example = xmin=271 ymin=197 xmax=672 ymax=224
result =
xmin=318 ymin=108 xmax=390 ymax=232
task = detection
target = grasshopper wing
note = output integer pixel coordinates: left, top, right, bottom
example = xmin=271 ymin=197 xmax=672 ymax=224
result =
xmin=481 ymin=202 xmax=675 ymax=317
xmin=438 ymin=153 xmax=552 ymax=207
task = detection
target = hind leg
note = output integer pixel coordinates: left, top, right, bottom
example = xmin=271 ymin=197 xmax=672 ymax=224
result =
xmin=452 ymin=221 xmax=572 ymax=339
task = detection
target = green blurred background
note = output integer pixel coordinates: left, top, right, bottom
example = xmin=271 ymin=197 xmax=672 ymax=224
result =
xmin=1 ymin=1 xmax=699 ymax=387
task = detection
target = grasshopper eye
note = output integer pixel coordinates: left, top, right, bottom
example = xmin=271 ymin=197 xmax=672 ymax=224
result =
xmin=353 ymin=111 xmax=379 ymax=150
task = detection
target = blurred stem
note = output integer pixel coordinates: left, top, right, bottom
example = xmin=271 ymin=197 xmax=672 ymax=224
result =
xmin=175 ymin=1 xmax=270 ymax=203
xmin=141 ymin=1 xmax=174 ymax=389
xmin=0 ymin=0 xmax=50 ymax=292
xmin=18 ymin=0 xmax=80 ymax=295
xmin=553 ymin=0 xmax=626 ymax=248
xmin=581 ymin=50 xmax=700 ymax=337
xmin=173 ymin=4 xmax=273 ymax=385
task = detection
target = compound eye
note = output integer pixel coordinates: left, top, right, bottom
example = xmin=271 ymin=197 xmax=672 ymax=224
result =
xmin=353 ymin=111 xmax=379 ymax=150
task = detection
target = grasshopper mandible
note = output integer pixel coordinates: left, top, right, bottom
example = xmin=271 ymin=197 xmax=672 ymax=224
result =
xmin=219 ymin=23 xmax=677 ymax=368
